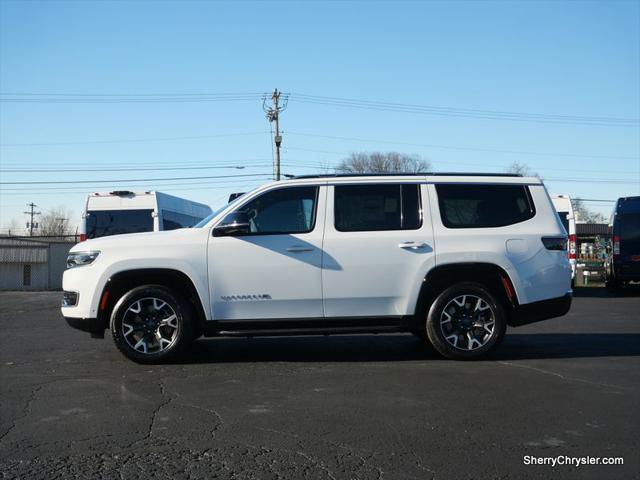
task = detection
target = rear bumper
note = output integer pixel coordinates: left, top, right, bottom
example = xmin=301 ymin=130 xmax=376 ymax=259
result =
xmin=64 ymin=316 xmax=106 ymax=337
xmin=509 ymin=292 xmax=572 ymax=327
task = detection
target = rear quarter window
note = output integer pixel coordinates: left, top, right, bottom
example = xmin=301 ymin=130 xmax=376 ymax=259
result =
xmin=436 ymin=184 xmax=535 ymax=228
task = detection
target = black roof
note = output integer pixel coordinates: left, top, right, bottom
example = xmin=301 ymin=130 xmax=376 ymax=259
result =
xmin=290 ymin=172 xmax=523 ymax=180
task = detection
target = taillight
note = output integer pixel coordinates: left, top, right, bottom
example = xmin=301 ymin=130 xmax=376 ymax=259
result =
xmin=542 ymin=236 xmax=568 ymax=251
xmin=613 ymin=235 xmax=620 ymax=258
xmin=568 ymin=234 xmax=576 ymax=260
xmin=79 ymin=233 xmax=87 ymax=242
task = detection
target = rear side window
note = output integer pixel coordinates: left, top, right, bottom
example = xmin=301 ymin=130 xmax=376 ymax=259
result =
xmin=334 ymin=184 xmax=422 ymax=232
xmin=436 ymin=184 xmax=535 ymax=228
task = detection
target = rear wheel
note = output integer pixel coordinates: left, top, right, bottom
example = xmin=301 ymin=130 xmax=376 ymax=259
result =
xmin=606 ymin=278 xmax=621 ymax=292
xmin=425 ymin=282 xmax=506 ymax=360
xmin=110 ymin=285 xmax=194 ymax=363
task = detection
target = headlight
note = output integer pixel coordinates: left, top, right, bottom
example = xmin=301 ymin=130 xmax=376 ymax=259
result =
xmin=66 ymin=251 xmax=100 ymax=269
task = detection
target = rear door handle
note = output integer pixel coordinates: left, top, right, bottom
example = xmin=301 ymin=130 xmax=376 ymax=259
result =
xmin=398 ymin=241 xmax=428 ymax=250
xmin=286 ymin=245 xmax=314 ymax=253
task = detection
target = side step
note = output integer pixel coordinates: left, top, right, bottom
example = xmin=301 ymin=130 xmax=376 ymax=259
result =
xmin=217 ymin=325 xmax=405 ymax=337
xmin=201 ymin=316 xmax=413 ymax=338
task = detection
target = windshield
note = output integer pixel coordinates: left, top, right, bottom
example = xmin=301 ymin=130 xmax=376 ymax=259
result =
xmin=194 ymin=192 xmax=249 ymax=227
xmin=86 ymin=209 xmax=154 ymax=238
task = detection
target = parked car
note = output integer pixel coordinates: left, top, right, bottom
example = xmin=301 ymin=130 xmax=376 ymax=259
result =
xmin=551 ymin=194 xmax=577 ymax=283
xmin=80 ymin=191 xmax=212 ymax=241
xmin=62 ymin=173 xmax=572 ymax=363
xmin=605 ymin=196 xmax=640 ymax=290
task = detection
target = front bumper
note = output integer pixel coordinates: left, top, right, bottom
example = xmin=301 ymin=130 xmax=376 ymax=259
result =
xmin=64 ymin=316 xmax=107 ymax=338
xmin=509 ymin=292 xmax=572 ymax=327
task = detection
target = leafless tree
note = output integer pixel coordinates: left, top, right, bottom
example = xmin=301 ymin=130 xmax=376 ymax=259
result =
xmin=571 ymin=198 xmax=607 ymax=224
xmin=336 ymin=152 xmax=431 ymax=174
xmin=505 ymin=160 xmax=538 ymax=177
xmin=39 ymin=207 xmax=74 ymax=237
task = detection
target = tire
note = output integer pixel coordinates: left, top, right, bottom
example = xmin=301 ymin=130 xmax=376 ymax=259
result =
xmin=425 ymin=282 xmax=507 ymax=360
xmin=606 ymin=278 xmax=621 ymax=293
xmin=411 ymin=329 xmax=428 ymax=341
xmin=110 ymin=285 xmax=195 ymax=364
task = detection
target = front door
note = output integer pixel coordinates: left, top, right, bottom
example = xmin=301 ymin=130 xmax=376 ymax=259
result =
xmin=208 ymin=185 xmax=325 ymax=320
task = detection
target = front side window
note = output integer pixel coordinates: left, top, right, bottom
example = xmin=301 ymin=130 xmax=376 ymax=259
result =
xmin=86 ymin=209 xmax=154 ymax=238
xmin=236 ymin=186 xmax=318 ymax=234
xmin=436 ymin=184 xmax=535 ymax=229
xmin=334 ymin=184 xmax=422 ymax=232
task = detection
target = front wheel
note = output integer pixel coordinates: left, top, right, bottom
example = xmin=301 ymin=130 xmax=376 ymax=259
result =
xmin=425 ymin=282 xmax=507 ymax=360
xmin=110 ymin=285 xmax=194 ymax=363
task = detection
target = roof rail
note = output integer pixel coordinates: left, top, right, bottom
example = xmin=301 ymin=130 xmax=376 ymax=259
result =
xmin=290 ymin=172 xmax=523 ymax=180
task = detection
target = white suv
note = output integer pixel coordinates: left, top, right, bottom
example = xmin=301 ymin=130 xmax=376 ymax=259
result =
xmin=62 ymin=173 xmax=572 ymax=363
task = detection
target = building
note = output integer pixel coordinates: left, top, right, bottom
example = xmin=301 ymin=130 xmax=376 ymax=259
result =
xmin=0 ymin=237 xmax=74 ymax=290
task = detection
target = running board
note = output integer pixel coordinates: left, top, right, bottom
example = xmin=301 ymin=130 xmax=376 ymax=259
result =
xmin=217 ymin=325 xmax=406 ymax=337
xmin=201 ymin=316 xmax=415 ymax=337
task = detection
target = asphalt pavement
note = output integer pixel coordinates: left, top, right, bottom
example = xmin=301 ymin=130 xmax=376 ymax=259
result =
xmin=1 ymin=288 xmax=639 ymax=479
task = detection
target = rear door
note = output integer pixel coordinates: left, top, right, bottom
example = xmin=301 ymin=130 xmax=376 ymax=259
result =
xmin=321 ymin=182 xmax=435 ymax=318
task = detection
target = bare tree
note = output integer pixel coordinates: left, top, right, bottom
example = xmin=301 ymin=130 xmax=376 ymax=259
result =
xmin=5 ymin=218 xmax=21 ymax=236
xmin=39 ymin=207 xmax=74 ymax=237
xmin=336 ymin=152 xmax=430 ymax=174
xmin=571 ymin=198 xmax=607 ymax=224
xmin=505 ymin=160 xmax=538 ymax=177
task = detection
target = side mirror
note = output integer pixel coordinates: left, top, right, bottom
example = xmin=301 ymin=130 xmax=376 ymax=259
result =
xmin=213 ymin=211 xmax=251 ymax=237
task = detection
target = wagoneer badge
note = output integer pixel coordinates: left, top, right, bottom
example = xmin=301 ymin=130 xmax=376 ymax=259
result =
xmin=221 ymin=294 xmax=272 ymax=301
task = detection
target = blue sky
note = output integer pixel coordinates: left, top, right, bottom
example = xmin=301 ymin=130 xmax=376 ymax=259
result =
xmin=1 ymin=0 xmax=639 ymax=232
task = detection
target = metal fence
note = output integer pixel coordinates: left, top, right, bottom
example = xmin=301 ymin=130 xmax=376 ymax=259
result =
xmin=0 ymin=237 xmax=75 ymax=290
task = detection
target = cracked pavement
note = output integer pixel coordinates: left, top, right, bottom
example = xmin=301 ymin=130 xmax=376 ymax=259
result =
xmin=1 ymin=289 xmax=639 ymax=479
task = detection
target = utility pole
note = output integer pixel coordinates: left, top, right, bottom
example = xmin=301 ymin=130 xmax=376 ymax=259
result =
xmin=24 ymin=202 xmax=41 ymax=237
xmin=263 ymin=89 xmax=288 ymax=180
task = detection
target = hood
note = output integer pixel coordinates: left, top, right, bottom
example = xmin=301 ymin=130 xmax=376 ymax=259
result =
xmin=70 ymin=228 xmax=205 ymax=253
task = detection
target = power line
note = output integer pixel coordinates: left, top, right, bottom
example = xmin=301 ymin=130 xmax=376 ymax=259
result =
xmin=285 ymin=131 xmax=639 ymax=161
xmin=0 ymin=93 xmax=263 ymax=104
xmin=0 ymin=92 xmax=264 ymax=96
xmin=1 ymin=164 xmax=262 ymax=173
xmin=574 ymin=198 xmax=616 ymax=203
xmin=0 ymin=159 xmax=321 ymax=172
xmin=0 ymin=176 xmax=275 ymax=192
xmin=0 ymin=180 xmax=272 ymax=196
xmin=0 ymin=131 xmax=269 ymax=147
xmin=289 ymin=94 xmax=640 ymax=127
xmin=283 ymin=144 xmax=639 ymax=175
xmin=2 ymin=127 xmax=636 ymax=163
xmin=0 ymin=173 xmax=271 ymax=185
xmin=5 ymin=90 xmax=636 ymax=126
xmin=0 ymin=157 xmax=278 ymax=168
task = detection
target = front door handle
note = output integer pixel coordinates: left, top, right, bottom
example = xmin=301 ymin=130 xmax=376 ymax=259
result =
xmin=398 ymin=241 xmax=428 ymax=250
xmin=286 ymin=245 xmax=314 ymax=253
